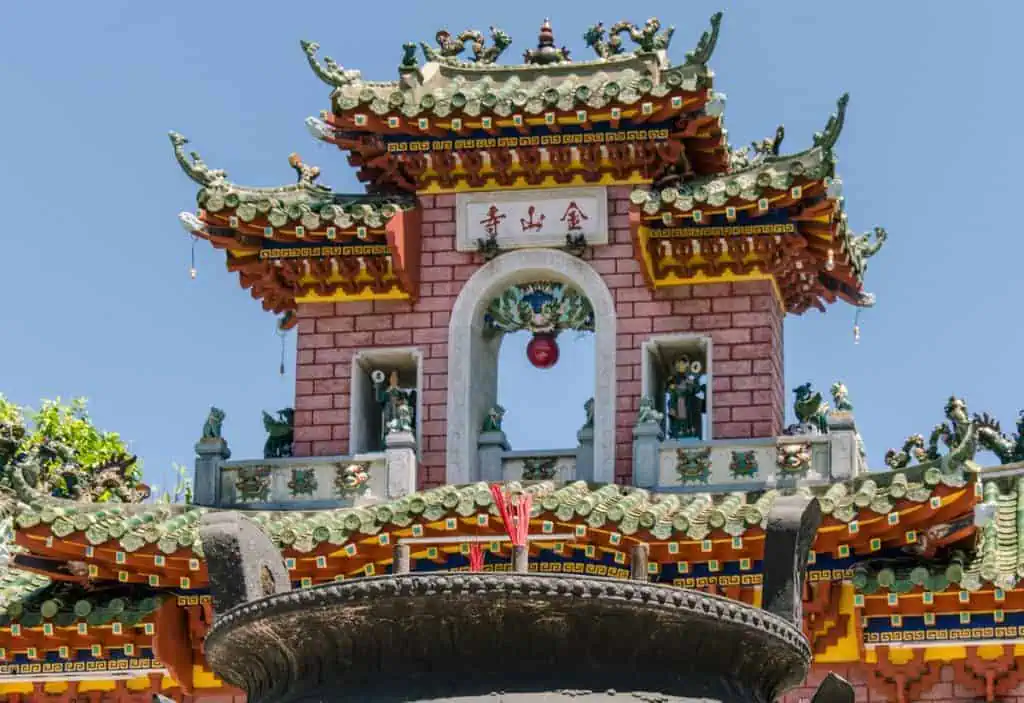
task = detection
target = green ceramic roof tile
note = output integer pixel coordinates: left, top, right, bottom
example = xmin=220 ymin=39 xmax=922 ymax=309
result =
xmin=169 ymin=132 xmax=416 ymax=229
xmin=0 ymin=567 xmax=51 ymax=611
xmin=630 ymin=94 xmax=849 ymax=215
xmin=0 ymin=576 xmax=165 ymax=627
xmin=12 ymin=471 xmax=970 ymax=559
xmin=300 ymin=15 xmax=721 ymax=121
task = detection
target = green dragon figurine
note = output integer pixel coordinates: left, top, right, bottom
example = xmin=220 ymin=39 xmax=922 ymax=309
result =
xmin=422 ymin=27 xmax=511 ymax=65
xmin=974 ymin=411 xmax=1024 ymax=465
xmin=300 ymin=40 xmax=361 ymax=87
xmin=169 ymin=132 xmax=228 ymax=189
xmin=609 ymin=17 xmax=675 ymax=53
xmin=583 ymin=23 xmax=625 ymax=59
xmin=793 ymin=383 xmax=829 ymax=434
xmin=262 ymin=409 xmax=295 ymax=458
xmin=400 ymin=42 xmax=418 ymax=69
xmin=884 ymin=396 xmax=974 ymax=469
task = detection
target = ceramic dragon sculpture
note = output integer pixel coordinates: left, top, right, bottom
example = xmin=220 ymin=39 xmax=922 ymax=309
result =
xmin=729 ymin=125 xmax=786 ymax=171
xmin=422 ymin=26 xmax=511 ymax=64
xmin=885 ymin=396 xmax=977 ymax=469
xmin=974 ymin=410 xmax=1024 ymax=464
xmin=300 ymin=40 xmax=362 ymax=87
xmin=169 ymin=131 xmax=228 ymax=188
xmin=584 ymin=17 xmax=675 ymax=57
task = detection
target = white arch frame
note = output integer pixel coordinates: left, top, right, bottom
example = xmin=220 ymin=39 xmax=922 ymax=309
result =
xmin=446 ymin=249 xmax=617 ymax=484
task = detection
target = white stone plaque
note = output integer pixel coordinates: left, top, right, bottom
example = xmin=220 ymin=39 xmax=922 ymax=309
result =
xmin=455 ymin=187 xmax=609 ymax=252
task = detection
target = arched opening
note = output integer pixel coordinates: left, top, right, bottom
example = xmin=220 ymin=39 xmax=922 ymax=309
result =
xmin=447 ymin=250 xmax=617 ymax=484
xmin=489 ymin=284 xmax=597 ymax=450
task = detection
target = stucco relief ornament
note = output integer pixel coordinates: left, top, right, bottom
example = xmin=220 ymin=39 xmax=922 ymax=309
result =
xmin=235 ymin=467 xmax=271 ymax=502
xmin=675 ymin=446 xmax=712 ymax=484
xmin=484 ymin=282 xmax=595 ymax=370
xmin=776 ymin=442 xmax=812 ymax=478
xmin=729 ymin=450 xmax=759 ymax=479
xmin=521 ymin=457 xmax=558 ymax=480
xmin=287 ymin=468 xmax=318 ymax=497
xmin=334 ymin=463 xmax=370 ymax=496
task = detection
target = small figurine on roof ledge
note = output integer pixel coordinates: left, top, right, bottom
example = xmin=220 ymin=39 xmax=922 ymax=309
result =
xmin=830 ymin=382 xmax=854 ymax=412
xmin=636 ymin=396 xmax=664 ymax=426
xmin=523 ymin=19 xmax=571 ymax=65
xmin=262 ymin=409 xmax=295 ymax=459
xmin=482 ymin=405 xmax=506 ymax=433
xmin=202 ymin=407 xmax=226 ymax=440
xmin=791 ymin=383 xmax=829 ymax=435
xmin=400 ymin=42 xmax=418 ymax=70
xmin=729 ymin=125 xmax=785 ymax=171
xmin=884 ymin=395 xmax=974 ymax=469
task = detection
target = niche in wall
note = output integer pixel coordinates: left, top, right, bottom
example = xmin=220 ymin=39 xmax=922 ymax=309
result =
xmin=640 ymin=335 xmax=712 ymax=440
xmin=350 ymin=348 xmax=423 ymax=454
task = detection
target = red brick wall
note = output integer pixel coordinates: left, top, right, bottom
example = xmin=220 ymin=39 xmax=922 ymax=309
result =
xmin=292 ymin=194 xmax=470 ymax=488
xmin=292 ymin=188 xmax=785 ymax=488
xmin=606 ymin=187 xmax=785 ymax=483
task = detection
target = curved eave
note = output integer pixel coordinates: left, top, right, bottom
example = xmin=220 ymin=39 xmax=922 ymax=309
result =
xmin=10 ymin=471 xmax=976 ymax=589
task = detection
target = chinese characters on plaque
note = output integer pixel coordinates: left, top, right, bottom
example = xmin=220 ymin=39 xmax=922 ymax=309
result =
xmin=456 ymin=187 xmax=609 ymax=252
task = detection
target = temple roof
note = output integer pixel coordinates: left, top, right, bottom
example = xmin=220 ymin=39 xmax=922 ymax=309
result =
xmin=302 ymin=14 xmax=721 ymax=123
xmin=172 ymin=132 xmax=421 ymax=323
xmin=629 ymin=94 xmax=885 ymax=314
xmin=11 ymin=463 xmax=973 ymax=561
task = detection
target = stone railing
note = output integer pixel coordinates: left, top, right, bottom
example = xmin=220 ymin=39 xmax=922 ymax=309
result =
xmin=193 ymin=430 xmax=418 ymax=509
xmin=633 ymin=411 xmax=866 ymax=491
xmin=501 ymin=450 xmax=578 ymax=482
xmin=652 ymin=436 xmax=832 ymax=490
xmin=218 ymin=454 xmax=388 ymax=509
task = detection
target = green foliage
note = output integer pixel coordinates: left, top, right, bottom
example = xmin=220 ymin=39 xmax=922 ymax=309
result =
xmin=0 ymin=395 xmax=149 ymax=503
xmin=151 ymin=464 xmax=193 ymax=505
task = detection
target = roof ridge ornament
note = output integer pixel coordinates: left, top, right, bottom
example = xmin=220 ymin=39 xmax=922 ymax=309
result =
xmin=168 ymin=131 xmax=228 ymax=188
xmin=609 ymin=17 xmax=675 ymax=53
xmin=523 ymin=19 xmax=571 ymax=65
xmin=300 ymin=40 xmax=361 ymax=88
xmin=421 ymin=27 xmax=512 ymax=65
xmin=813 ymin=93 xmax=850 ymax=152
xmin=287 ymin=153 xmax=328 ymax=191
xmin=684 ymin=11 xmax=723 ymax=66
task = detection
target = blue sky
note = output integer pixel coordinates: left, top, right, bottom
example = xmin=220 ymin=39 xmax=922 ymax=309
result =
xmin=2 ymin=1 xmax=1022 ymax=493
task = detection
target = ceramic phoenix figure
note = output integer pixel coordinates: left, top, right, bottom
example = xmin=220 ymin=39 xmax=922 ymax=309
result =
xmin=665 ymin=357 xmax=706 ymax=440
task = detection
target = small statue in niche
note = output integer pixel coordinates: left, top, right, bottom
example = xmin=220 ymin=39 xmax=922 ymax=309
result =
xmin=664 ymin=357 xmax=706 ymax=440
xmin=372 ymin=370 xmax=417 ymax=444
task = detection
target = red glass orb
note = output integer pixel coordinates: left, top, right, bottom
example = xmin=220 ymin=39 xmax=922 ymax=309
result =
xmin=526 ymin=332 xmax=559 ymax=369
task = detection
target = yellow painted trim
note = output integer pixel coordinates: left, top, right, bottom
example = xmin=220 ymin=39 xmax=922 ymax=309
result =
xmin=418 ymin=170 xmax=649 ymax=194
xmin=296 ymin=288 xmax=410 ymax=304
xmin=815 ymin=583 xmax=862 ymax=663
xmin=637 ymin=226 xmax=786 ymax=311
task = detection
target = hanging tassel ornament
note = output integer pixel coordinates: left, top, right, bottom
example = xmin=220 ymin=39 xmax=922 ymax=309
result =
xmin=277 ymin=327 xmax=287 ymax=376
xmin=853 ymin=309 xmax=862 ymax=345
xmin=189 ymin=235 xmax=198 ymax=280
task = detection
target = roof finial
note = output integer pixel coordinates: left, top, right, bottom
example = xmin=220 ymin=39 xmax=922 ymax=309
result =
xmin=300 ymin=40 xmax=361 ymax=87
xmin=684 ymin=12 xmax=723 ymax=66
xmin=523 ymin=18 xmax=571 ymax=64
xmin=814 ymin=93 xmax=850 ymax=152
xmin=288 ymin=153 xmax=323 ymax=189
xmin=169 ymin=132 xmax=228 ymax=188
